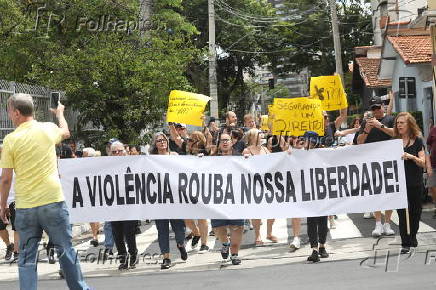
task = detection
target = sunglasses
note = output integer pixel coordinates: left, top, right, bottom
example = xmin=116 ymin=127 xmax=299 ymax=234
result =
xmin=156 ymin=139 xmax=167 ymax=144
xmin=220 ymin=139 xmax=231 ymax=143
xmin=111 ymin=150 xmax=124 ymax=154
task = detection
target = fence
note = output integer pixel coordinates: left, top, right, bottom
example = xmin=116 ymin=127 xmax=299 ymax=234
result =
xmin=0 ymin=79 xmax=76 ymax=142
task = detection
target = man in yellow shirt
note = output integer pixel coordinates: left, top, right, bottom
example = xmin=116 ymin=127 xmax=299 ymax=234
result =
xmin=0 ymin=93 xmax=90 ymax=290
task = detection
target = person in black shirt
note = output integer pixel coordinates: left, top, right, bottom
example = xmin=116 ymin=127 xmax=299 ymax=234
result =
xmin=357 ymin=98 xmax=396 ymax=237
xmin=394 ymin=112 xmax=426 ymax=254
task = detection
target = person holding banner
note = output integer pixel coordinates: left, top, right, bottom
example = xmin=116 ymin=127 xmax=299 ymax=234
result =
xmin=302 ymin=131 xmax=330 ymax=263
xmin=357 ymin=98 xmax=396 ymax=237
xmin=394 ymin=112 xmax=426 ymax=254
xmin=0 ymin=93 xmax=90 ymax=290
xmin=242 ymin=129 xmax=277 ymax=245
xmin=211 ymin=133 xmax=244 ymax=265
xmin=184 ymin=131 xmax=210 ymax=252
xmin=110 ymin=141 xmax=138 ymax=270
xmin=149 ymin=133 xmax=188 ymax=269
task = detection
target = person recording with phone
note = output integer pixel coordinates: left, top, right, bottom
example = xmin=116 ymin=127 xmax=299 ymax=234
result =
xmin=357 ymin=97 xmax=395 ymax=238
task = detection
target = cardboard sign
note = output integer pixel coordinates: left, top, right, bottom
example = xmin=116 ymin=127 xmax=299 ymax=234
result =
xmin=166 ymin=90 xmax=211 ymax=126
xmin=260 ymin=115 xmax=269 ymax=131
xmin=309 ymin=75 xmax=348 ymax=111
xmin=272 ymin=97 xmax=324 ymax=136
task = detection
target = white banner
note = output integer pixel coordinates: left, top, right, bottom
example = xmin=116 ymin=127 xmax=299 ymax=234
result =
xmin=59 ymin=140 xmax=407 ymax=223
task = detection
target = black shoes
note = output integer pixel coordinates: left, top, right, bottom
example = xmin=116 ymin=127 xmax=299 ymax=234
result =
xmin=178 ymin=244 xmax=188 ymax=261
xmin=191 ymin=236 xmax=201 ymax=248
xmin=161 ymin=258 xmax=171 ymax=269
xmin=90 ymin=239 xmax=99 ymax=247
xmin=318 ymin=247 xmax=329 ymax=258
xmin=307 ymin=250 xmax=320 ymax=263
xmin=198 ymin=245 xmax=209 ymax=253
xmin=230 ymin=254 xmax=241 ymax=265
xmin=130 ymin=254 xmax=137 ymax=269
xmin=48 ymin=249 xmax=56 ymax=264
xmin=5 ymin=243 xmax=13 ymax=261
xmin=401 ymin=247 xmax=410 ymax=254
xmin=221 ymin=243 xmax=230 ymax=260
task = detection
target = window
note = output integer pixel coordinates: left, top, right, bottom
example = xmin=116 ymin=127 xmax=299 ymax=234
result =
xmin=399 ymin=77 xmax=416 ymax=99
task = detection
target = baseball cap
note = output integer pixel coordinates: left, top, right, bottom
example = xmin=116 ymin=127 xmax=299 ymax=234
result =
xmin=303 ymin=131 xmax=319 ymax=144
xmin=175 ymin=123 xmax=187 ymax=128
xmin=369 ymin=97 xmax=383 ymax=110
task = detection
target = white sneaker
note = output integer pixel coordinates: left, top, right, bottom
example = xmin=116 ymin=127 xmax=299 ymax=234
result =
xmin=372 ymin=223 xmax=383 ymax=237
xmin=289 ymin=236 xmax=300 ymax=252
xmin=363 ymin=212 xmax=372 ymax=219
xmin=383 ymin=223 xmax=395 ymax=236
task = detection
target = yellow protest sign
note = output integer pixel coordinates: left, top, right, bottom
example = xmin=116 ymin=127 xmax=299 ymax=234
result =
xmin=309 ymin=75 xmax=348 ymax=111
xmin=260 ymin=115 xmax=269 ymax=131
xmin=166 ymin=90 xmax=211 ymax=126
xmin=271 ymin=97 xmax=324 ymax=136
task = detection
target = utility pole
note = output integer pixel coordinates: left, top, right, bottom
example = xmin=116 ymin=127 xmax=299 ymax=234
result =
xmin=208 ymin=0 xmax=219 ymax=119
xmin=139 ymin=0 xmax=152 ymax=38
xmin=329 ymin=0 xmax=344 ymax=83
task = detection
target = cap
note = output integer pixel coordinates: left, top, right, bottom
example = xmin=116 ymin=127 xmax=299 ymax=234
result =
xmin=175 ymin=123 xmax=187 ymax=128
xmin=369 ymin=97 xmax=383 ymax=110
xmin=303 ymin=131 xmax=319 ymax=144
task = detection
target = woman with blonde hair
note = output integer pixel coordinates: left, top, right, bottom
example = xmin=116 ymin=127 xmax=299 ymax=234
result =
xmin=242 ymin=128 xmax=277 ymax=245
xmin=149 ymin=132 xmax=188 ymax=269
xmin=393 ymin=112 xmax=425 ymax=254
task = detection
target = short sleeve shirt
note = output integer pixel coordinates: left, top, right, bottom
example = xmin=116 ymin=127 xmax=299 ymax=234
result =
xmin=0 ymin=120 xmax=64 ymax=209
xmin=404 ymin=137 xmax=424 ymax=187
xmin=359 ymin=115 xmax=394 ymax=143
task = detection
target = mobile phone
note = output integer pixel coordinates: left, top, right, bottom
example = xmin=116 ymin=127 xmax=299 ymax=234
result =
xmin=51 ymin=92 xmax=60 ymax=109
xmin=365 ymin=112 xmax=373 ymax=120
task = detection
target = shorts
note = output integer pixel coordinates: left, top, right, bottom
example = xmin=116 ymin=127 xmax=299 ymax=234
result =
xmin=211 ymin=219 xmax=244 ymax=228
xmin=0 ymin=202 xmax=15 ymax=231
xmin=427 ymin=169 xmax=436 ymax=188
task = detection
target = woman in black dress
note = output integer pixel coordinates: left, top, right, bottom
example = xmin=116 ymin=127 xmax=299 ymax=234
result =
xmin=394 ymin=112 xmax=426 ymax=254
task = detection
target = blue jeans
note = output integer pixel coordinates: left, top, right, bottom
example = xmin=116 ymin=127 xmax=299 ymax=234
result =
xmin=103 ymin=222 xmax=114 ymax=250
xmin=155 ymin=220 xmax=185 ymax=254
xmin=15 ymin=201 xmax=90 ymax=290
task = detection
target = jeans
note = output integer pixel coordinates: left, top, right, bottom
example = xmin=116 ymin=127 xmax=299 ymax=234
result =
xmin=103 ymin=222 xmax=114 ymax=250
xmin=307 ymin=216 xmax=328 ymax=249
xmin=155 ymin=220 xmax=185 ymax=254
xmin=15 ymin=201 xmax=90 ymax=290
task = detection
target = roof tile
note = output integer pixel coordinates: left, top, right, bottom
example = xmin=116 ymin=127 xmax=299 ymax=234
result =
xmin=387 ymin=35 xmax=432 ymax=64
xmin=355 ymin=58 xmax=392 ymax=88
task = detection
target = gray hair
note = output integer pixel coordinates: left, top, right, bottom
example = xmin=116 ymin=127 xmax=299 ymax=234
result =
xmin=8 ymin=93 xmax=34 ymax=117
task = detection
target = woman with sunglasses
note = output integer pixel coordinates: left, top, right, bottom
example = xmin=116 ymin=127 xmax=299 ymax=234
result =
xmin=150 ymin=133 xmax=188 ymax=269
xmin=211 ymin=133 xmax=244 ymax=264
xmin=184 ymin=131 xmax=210 ymax=252
xmin=394 ymin=112 xmax=425 ymax=254
xmin=242 ymin=128 xmax=277 ymax=246
xmin=109 ymin=141 xmax=138 ymax=270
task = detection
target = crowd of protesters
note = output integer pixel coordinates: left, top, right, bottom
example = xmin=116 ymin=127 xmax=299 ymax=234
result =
xmin=0 ymin=92 xmax=434 ymax=289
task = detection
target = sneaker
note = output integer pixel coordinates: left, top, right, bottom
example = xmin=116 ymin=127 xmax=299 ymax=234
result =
xmin=372 ymin=223 xmax=383 ymax=237
xmin=400 ymin=247 xmax=410 ymax=254
xmin=12 ymin=252 xmax=18 ymax=262
xmin=58 ymin=269 xmax=65 ymax=279
xmin=185 ymin=232 xmax=194 ymax=241
xmin=307 ymin=250 xmax=320 ymax=263
xmin=221 ymin=243 xmax=230 ymax=260
xmin=161 ymin=258 xmax=171 ymax=269
xmin=48 ymin=249 xmax=56 ymax=264
xmin=177 ymin=244 xmax=188 ymax=261
xmin=383 ymin=223 xmax=395 ymax=236
xmin=318 ymin=247 xmax=329 ymax=258
xmin=118 ymin=262 xmax=129 ymax=270
xmin=5 ymin=243 xmax=13 ymax=261
xmin=90 ymin=239 xmax=99 ymax=247
xmin=191 ymin=235 xmax=201 ymax=248
xmin=363 ymin=212 xmax=373 ymax=219
xmin=230 ymin=254 xmax=241 ymax=265
xmin=198 ymin=245 xmax=209 ymax=253
xmin=289 ymin=237 xmax=300 ymax=253
xmin=130 ymin=254 xmax=137 ymax=269
xmin=104 ymin=249 xmax=114 ymax=260
xmin=209 ymin=230 xmax=215 ymax=236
